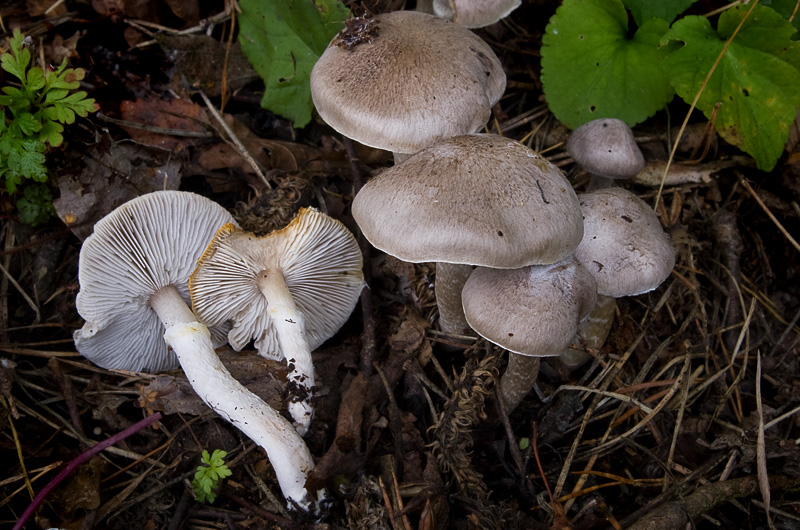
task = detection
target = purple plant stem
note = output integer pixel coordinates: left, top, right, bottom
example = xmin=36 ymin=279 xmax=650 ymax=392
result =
xmin=13 ymin=412 xmax=163 ymax=530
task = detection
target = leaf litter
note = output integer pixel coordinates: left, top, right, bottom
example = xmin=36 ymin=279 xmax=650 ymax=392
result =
xmin=2 ymin=1 xmax=800 ymax=529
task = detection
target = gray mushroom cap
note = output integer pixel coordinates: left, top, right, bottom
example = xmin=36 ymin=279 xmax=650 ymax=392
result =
xmin=567 ymin=118 xmax=645 ymax=179
xmin=575 ymin=187 xmax=676 ymax=297
xmin=433 ymin=0 xmax=522 ymax=28
xmin=189 ymin=208 xmax=364 ymax=360
xmin=74 ymin=191 xmax=237 ymax=372
xmin=462 ymin=258 xmax=597 ymax=356
xmin=351 ymin=134 xmax=584 ymax=268
xmin=310 ymin=11 xmax=506 ymax=155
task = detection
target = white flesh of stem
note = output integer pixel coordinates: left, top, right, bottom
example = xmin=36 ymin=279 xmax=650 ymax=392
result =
xmin=256 ymin=269 xmax=314 ymax=436
xmin=150 ymin=284 xmax=320 ymax=511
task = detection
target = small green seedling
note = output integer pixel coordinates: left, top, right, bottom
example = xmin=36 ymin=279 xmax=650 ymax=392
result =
xmin=0 ymin=28 xmax=97 ymax=224
xmin=191 ymin=449 xmax=232 ymax=503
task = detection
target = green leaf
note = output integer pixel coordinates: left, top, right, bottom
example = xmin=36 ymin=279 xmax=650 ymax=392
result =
xmin=16 ymin=182 xmax=55 ymax=225
xmin=14 ymin=113 xmax=42 ymax=136
xmin=1 ymin=29 xmax=30 ymax=82
xmin=39 ymin=119 xmax=65 ymax=147
xmin=623 ymin=0 xmax=698 ymax=25
xmin=541 ymin=0 xmax=674 ymax=129
xmin=238 ymin=0 xmax=349 ymax=127
xmin=761 ymin=0 xmax=800 ymax=34
xmin=661 ymin=5 xmax=800 ymax=171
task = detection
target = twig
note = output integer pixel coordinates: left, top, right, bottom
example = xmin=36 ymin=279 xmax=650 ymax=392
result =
xmin=738 ymin=174 xmax=800 ymax=253
xmin=197 ymin=89 xmax=272 ymax=191
xmin=756 ymin=351 xmax=774 ymax=530
xmin=13 ymin=412 xmax=162 ymax=530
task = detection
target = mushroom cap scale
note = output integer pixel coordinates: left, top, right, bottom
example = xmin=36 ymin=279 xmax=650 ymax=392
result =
xmin=310 ymin=11 xmax=506 ymax=154
xmin=189 ymin=208 xmax=364 ymax=360
xmin=575 ymin=188 xmax=676 ymax=297
xmin=352 ymin=134 xmax=584 ymax=268
xmin=462 ymin=258 xmax=597 ymax=356
xmin=74 ymin=191 xmax=238 ymax=372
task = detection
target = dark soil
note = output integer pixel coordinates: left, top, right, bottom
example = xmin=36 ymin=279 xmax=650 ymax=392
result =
xmin=2 ymin=1 xmax=800 ymax=529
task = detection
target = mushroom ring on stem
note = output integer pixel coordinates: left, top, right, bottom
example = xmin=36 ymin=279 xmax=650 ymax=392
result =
xmin=73 ymin=191 xmax=322 ymax=512
xmin=189 ymin=207 xmax=364 ymax=435
xmin=352 ymin=134 xmax=584 ymax=336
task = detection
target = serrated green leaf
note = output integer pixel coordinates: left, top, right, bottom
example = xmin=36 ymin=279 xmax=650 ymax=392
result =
xmin=541 ymin=0 xmax=674 ymax=129
xmin=14 ymin=113 xmax=42 ymax=136
xmin=761 ymin=0 xmax=800 ymax=34
xmin=1 ymin=30 xmax=30 ymax=81
xmin=661 ymin=5 xmax=800 ymax=171
xmin=26 ymin=67 xmax=45 ymax=92
xmin=17 ymin=182 xmax=55 ymax=225
xmin=238 ymin=0 xmax=349 ymax=127
xmin=39 ymin=120 xmax=64 ymax=147
xmin=623 ymin=0 xmax=698 ymax=25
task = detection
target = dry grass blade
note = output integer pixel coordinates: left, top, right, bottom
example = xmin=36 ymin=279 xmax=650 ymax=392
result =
xmin=756 ymin=351 xmax=774 ymax=530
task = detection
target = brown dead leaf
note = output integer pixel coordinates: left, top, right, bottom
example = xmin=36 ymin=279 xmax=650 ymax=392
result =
xmin=28 ymin=0 xmax=67 ymax=17
xmin=389 ymin=310 xmax=430 ymax=354
xmin=118 ymin=98 xmax=211 ymax=151
xmin=54 ymin=138 xmax=183 ymax=240
xmin=139 ymin=350 xmax=286 ymax=415
xmin=51 ymin=457 xmax=103 ymax=516
xmin=157 ymin=34 xmax=258 ymax=98
xmin=164 ymin=0 xmax=199 ymax=25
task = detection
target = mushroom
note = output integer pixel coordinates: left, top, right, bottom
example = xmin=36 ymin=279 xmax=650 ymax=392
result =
xmin=189 ymin=208 xmax=364 ymax=435
xmin=310 ymin=11 xmax=506 ymax=162
xmin=567 ymin=118 xmax=645 ymax=189
xmin=73 ymin=191 xmax=321 ymax=512
xmin=462 ymin=258 xmax=597 ymax=411
xmin=351 ymin=134 xmax=584 ymax=336
xmin=433 ymin=0 xmax=522 ymax=28
xmin=562 ymin=187 xmax=676 ymax=368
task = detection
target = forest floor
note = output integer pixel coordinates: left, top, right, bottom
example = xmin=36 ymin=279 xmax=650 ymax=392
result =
xmin=2 ymin=1 xmax=800 ymax=529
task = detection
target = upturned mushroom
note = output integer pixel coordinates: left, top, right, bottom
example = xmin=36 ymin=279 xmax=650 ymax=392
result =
xmin=567 ymin=118 xmax=645 ymax=189
xmin=310 ymin=11 xmax=506 ymax=162
xmin=462 ymin=257 xmax=597 ymax=411
xmin=74 ymin=191 xmax=322 ymax=512
xmin=560 ymin=187 xmax=676 ymax=368
xmin=352 ymin=134 xmax=584 ymax=336
xmin=189 ymin=208 xmax=364 ymax=435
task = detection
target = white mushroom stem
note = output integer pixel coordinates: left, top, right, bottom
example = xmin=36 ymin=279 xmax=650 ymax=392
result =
xmin=256 ymin=269 xmax=314 ymax=436
xmin=435 ymin=262 xmax=475 ymax=336
xmin=499 ymin=354 xmax=540 ymax=413
xmin=149 ymin=285 xmax=320 ymax=511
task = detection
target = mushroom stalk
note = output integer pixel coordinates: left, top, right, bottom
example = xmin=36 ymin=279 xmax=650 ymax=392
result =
xmin=559 ymin=294 xmax=616 ymax=370
xmin=256 ymin=269 xmax=315 ymax=435
xmin=150 ymin=284 xmax=320 ymax=511
xmin=435 ymin=262 xmax=475 ymax=336
xmin=499 ymin=354 xmax=540 ymax=413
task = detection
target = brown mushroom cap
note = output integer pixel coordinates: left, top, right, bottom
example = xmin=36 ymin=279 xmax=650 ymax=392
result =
xmin=74 ymin=191 xmax=237 ymax=372
xmin=189 ymin=208 xmax=364 ymax=360
xmin=352 ymin=134 xmax=584 ymax=268
xmin=462 ymin=258 xmax=597 ymax=356
xmin=567 ymin=118 xmax=645 ymax=179
xmin=575 ymin=188 xmax=675 ymax=297
xmin=310 ymin=11 xmax=506 ymax=155
xmin=433 ymin=0 xmax=522 ymax=28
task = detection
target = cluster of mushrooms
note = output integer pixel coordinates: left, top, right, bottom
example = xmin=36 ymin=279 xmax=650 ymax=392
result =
xmin=71 ymin=3 xmax=675 ymax=518
xmin=310 ymin=10 xmax=676 ymax=414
